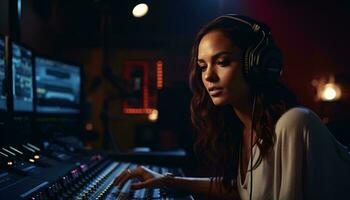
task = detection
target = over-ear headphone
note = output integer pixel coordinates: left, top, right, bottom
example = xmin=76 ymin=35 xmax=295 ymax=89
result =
xmin=209 ymin=14 xmax=283 ymax=83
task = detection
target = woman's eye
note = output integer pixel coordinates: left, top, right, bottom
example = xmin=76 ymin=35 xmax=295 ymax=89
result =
xmin=216 ymin=59 xmax=230 ymax=66
xmin=198 ymin=65 xmax=207 ymax=72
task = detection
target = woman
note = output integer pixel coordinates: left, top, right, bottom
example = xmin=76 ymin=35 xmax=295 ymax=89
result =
xmin=114 ymin=14 xmax=350 ymax=199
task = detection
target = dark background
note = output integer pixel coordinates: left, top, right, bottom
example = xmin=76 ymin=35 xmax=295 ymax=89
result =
xmin=1 ymin=0 xmax=349 ymax=151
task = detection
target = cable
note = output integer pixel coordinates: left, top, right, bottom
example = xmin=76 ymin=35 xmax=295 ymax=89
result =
xmin=249 ymin=93 xmax=257 ymax=200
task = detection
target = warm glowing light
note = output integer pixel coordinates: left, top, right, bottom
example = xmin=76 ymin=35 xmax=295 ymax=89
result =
xmin=321 ymin=83 xmax=341 ymax=101
xmin=29 ymin=158 xmax=35 ymax=163
xmin=323 ymin=87 xmax=336 ymax=100
xmin=85 ymin=123 xmax=93 ymax=131
xmin=156 ymin=61 xmax=164 ymax=89
xmin=34 ymin=155 xmax=40 ymax=160
xmin=132 ymin=3 xmax=149 ymax=18
xmin=148 ymin=109 xmax=158 ymax=122
xmin=7 ymin=161 xmax=13 ymax=166
xmin=313 ymin=75 xmax=342 ymax=102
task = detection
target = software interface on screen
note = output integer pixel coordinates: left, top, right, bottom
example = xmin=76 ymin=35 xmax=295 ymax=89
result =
xmin=35 ymin=57 xmax=81 ymax=114
xmin=12 ymin=43 xmax=33 ymax=112
xmin=0 ymin=38 xmax=6 ymax=110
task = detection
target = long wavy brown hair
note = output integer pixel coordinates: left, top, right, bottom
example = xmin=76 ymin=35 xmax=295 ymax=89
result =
xmin=189 ymin=16 xmax=298 ymax=192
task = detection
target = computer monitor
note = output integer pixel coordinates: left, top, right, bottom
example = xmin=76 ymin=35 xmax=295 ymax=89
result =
xmin=35 ymin=56 xmax=81 ymax=114
xmin=0 ymin=36 xmax=6 ymax=111
xmin=11 ymin=42 xmax=34 ymax=112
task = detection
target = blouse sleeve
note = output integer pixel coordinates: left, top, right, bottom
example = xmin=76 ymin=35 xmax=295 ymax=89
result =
xmin=274 ymin=107 xmax=312 ymax=200
xmin=274 ymin=107 xmax=350 ymax=200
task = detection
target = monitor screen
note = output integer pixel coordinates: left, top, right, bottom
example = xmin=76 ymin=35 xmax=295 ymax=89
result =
xmin=35 ymin=57 xmax=81 ymax=114
xmin=12 ymin=42 xmax=33 ymax=112
xmin=0 ymin=37 xmax=6 ymax=111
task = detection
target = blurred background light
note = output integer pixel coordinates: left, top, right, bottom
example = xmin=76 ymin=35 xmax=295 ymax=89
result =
xmin=148 ymin=109 xmax=158 ymax=122
xmin=321 ymin=83 xmax=341 ymax=101
xmin=312 ymin=75 xmax=342 ymax=102
xmin=132 ymin=3 xmax=149 ymax=18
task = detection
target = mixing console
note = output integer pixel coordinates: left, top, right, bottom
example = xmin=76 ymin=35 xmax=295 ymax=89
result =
xmin=0 ymin=148 xmax=193 ymax=200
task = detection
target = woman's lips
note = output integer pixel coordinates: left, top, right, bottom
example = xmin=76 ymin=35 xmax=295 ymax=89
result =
xmin=209 ymin=88 xmax=223 ymax=97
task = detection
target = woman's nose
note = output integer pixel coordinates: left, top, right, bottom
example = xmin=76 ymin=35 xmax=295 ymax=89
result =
xmin=204 ymin=67 xmax=219 ymax=82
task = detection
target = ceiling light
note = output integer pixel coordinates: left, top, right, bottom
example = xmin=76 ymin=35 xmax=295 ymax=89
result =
xmin=132 ymin=3 xmax=149 ymax=18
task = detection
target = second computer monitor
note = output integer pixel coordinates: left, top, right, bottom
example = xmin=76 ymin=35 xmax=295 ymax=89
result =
xmin=12 ymin=42 xmax=34 ymax=112
xmin=0 ymin=36 xmax=6 ymax=111
xmin=35 ymin=56 xmax=81 ymax=114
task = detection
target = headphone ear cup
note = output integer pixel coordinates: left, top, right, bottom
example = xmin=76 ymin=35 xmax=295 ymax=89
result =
xmin=248 ymin=45 xmax=283 ymax=80
xmin=259 ymin=47 xmax=283 ymax=78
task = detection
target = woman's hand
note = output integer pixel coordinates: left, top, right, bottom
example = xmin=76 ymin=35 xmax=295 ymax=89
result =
xmin=113 ymin=166 xmax=167 ymax=190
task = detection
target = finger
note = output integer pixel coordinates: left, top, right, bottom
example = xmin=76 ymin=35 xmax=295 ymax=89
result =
xmin=114 ymin=169 xmax=131 ymax=187
xmin=113 ymin=169 xmax=127 ymax=186
xmin=130 ymin=178 xmax=158 ymax=190
xmin=133 ymin=166 xmax=145 ymax=177
xmin=134 ymin=166 xmax=160 ymax=180
xmin=117 ymin=170 xmax=134 ymax=188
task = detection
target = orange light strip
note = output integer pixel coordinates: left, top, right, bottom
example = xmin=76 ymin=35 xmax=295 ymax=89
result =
xmin=143 ymin=62 xmax=149 ymax=108
xmin=156 ymin=60 xmax=163 ymax=89
xmin=123 ymin=108 xmax=154 ymax=114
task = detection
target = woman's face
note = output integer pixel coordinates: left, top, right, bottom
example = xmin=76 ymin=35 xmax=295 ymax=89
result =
xmin=197 ymin=30 xmax=250 ymax=107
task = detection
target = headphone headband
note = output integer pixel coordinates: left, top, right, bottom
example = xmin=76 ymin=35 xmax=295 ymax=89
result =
xmin=208 ymin=14 xmax=283 ymax=82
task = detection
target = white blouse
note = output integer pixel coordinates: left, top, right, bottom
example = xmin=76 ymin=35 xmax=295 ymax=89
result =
xmin=237 ymin=107 xmax=350 ymax=200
